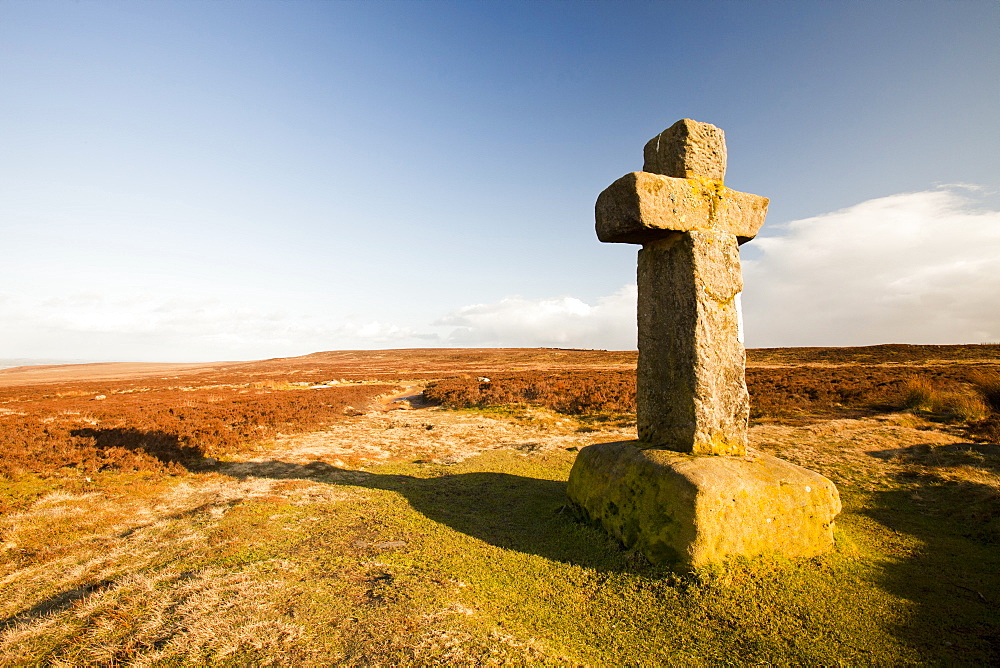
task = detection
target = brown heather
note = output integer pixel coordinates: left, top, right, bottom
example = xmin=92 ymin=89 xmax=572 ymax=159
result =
xmin=4 ymin=349 xmax=997 ymax=491
xmin=425 ymin=363 xmax=1000 ymax=426
xmin=0 ymin=380 xmax=393 ymax=483
xmin=424 ymin=370 xmax=637 ymax=416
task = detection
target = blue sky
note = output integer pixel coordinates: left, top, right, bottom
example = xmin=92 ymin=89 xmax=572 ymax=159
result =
xmin=2 ymin=1 xmax=999 ymax=362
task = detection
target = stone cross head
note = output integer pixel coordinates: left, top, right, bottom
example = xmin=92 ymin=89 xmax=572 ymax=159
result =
xmin=643 ymin=118 xmax=728 ymax=182
xmin=596 ymin=119 xmax=768 ymax=246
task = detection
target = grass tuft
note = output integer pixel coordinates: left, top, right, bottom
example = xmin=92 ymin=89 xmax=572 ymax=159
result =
xmin=902 ymin=378 xmax=936 ymax=412
xmin=901 ymin=378 xmax=989 ymax=422
xmin=970 ymin=370 xmax=1000 ymax=412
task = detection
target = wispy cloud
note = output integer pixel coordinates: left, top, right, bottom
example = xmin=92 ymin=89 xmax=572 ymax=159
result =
xmin=431 ymin=186 xmax=1000 ymax=350
xmin=435 ymin=286 xmax=637 ymax=349
xmin=0 ymin=292 xmax=427 ymax=361
xmin=743 ymin=186 xmax=1000 ymax=346
xmin=4 ymin=186 xmax=997 ymax=361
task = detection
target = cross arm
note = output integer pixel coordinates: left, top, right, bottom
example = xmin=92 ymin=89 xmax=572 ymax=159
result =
xmin=595 ymin=171 xmax=769 ymax=245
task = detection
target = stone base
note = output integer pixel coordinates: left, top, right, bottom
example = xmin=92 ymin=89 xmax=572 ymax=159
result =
xmin=566 ymin=441 xmax=841 ymax=568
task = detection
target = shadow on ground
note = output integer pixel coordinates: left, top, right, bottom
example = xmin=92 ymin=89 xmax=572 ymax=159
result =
xmin=64 ymin=427 xmax=630 ymax=570
xmin=61 ymin=429 xmax=1000 ymax=661
xmin=0 ymin=580 xmax=117 ymax=633
xmin=213 ymin=458 xmax=642 ymax=573
xmin=207 ymin=447 xmax=1000 ymax=661
xmin=70 ymin=427 xmax=208 ymax=469
xmin=863 ymin=443 xmax=1000 ymax=663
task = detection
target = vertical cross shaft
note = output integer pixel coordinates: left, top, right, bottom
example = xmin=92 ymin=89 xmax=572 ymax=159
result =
xmin=595 ymin=119 xmax=769 ymax=456
xmin=637 ymin=229 xmax=748 ymax=454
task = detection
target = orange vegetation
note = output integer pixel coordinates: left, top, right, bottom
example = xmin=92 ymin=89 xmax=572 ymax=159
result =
xmin=0 ymin=379 xmax=392 ymax=479
xmin=2 ymin=345 xmax=998 ymax=484
xmin=425 ymin=364 xmax=1000 ymax=417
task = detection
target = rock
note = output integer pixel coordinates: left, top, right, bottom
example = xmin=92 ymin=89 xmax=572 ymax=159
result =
xmin=637 ymin=230 xmax=748 ymax=455
xmin=567 ymin=441 xmax=841 ymax=568
xmin=642 ymin=118 xmax=728 ymax=182
xmin=595 ymin=171 xmax=768 ymax=245
xmin=376 ymin=540 xmax=407 ymax=549
xmin=93 ymin=395 xmax=107 ymax=400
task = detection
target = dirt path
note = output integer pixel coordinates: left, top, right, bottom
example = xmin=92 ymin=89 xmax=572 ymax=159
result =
xmin=373 ymin=385 xmax=430 ymax=412
xmin=226 ymin=395 xmax=636 ymax=475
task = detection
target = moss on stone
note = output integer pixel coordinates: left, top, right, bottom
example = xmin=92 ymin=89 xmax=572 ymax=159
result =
xmin=566 ymin=441 xmax=841 ymax=567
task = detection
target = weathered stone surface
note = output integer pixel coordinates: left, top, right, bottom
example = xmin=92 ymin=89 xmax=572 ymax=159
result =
xmin=638 ymin=230 xmax=748 ymax=455
xmin=566 ymin=441 xmax=842 ymax=567
xmin=579 ymin=118 xmax=840 ymax=565
xmin=643 ymin=119 xmax=727 ymax=182
xmin=595 ymin=171 xmax=768 ymax=245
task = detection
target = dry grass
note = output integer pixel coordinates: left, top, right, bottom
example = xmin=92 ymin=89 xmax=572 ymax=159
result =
xmin=2 ymin=567 xmax=309 ymax=666
xmin=898 ymin=372 xmax=1000 ymax=444
xmin=970 ymin=370 xmax=1000 ymax=411
xmin=967 ymin=371 xmax=1000 ymax=442
xmin=902 ymin=377 xmax=936 ymax=412
xmin=2 ymin=346 xmax=1000 ymax=664
xmin=902 ymin=377 xmax=990 ymax=422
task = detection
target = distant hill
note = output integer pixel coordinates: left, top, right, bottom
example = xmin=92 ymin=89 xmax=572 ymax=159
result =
xmin=0 ymin=358 xmax=95 ymax=370
xmin=2 ymin=344 xmax=999 ymax=387
xmin=747 ymin=343 xmax=1000 ymax=365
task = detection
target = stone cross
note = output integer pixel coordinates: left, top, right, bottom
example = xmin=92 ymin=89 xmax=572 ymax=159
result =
xmin=568 ymin=123 xmax=837 ymax=567
xmin=595 ymin=119 xmax=769 ymax=456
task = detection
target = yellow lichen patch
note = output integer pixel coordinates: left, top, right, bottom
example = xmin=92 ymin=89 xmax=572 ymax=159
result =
xmin=567 ymin=442 xmax=839 ymax=567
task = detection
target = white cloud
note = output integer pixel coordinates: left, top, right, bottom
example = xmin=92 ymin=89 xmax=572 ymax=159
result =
xmin=5 ymin=185 xmax=997 ymax=362
xmin=436 ymin=186 xmax=1000 ymax=351
xmin=743 ymin=186 xmax=1000 ymax=347
xmin=436 ymin=286 xmax=637 ymax=349
xmin=0 ymin=291 xmax=426 ymax=361
xmin=339 ymin=320 xmax=422 ymax=342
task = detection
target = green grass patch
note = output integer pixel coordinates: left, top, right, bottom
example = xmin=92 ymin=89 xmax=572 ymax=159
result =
xmin=0 ymin=475 xmax=61 ymax=515
xmin=3 ymin=449 xmax=999 ymax=664
xmin=251 ymin=449 xmax=998 ymax=664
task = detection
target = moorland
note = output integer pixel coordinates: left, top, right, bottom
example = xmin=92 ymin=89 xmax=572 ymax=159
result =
xmin=1 ymin=345 xmax=998 ymax=665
